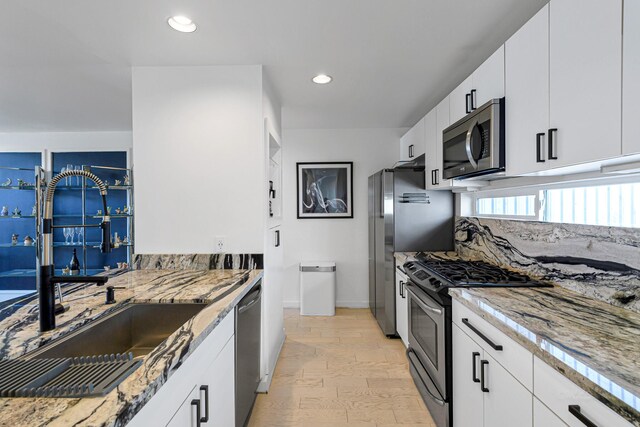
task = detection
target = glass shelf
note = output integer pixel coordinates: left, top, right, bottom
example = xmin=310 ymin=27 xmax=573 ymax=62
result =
xmin=0 ymin=215 xmax=36 ymax=219
xmin=0 ymin=186 xmax=36 ymax=191
xmin=0 ymin=268 xmax=106 ymax=279
xmin=0 ymin=243 xmax=36 ymax=248
xmin=52 ymin=214 xmax=132 ymax=219
xmin=52 ymin=242 xmax=133 ymax=248
xmin=54 ymin=185 xmax=132 ymax=191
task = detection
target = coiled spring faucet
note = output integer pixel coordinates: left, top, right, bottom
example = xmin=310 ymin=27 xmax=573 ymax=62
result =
xmin=39 ymin=169 xmax=113 ymax=332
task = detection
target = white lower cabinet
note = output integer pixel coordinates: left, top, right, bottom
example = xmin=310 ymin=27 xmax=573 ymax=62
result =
xmin=534 ymin=356 xmax=631 ymax=427
xmin=453 ymin=323 xmax=532 ymax=427
xmin=395 ymin=269 xmax=408 ymax=347
xmin=534 ymin=397 xmax=567 ymax=427
xmin=128 ymin=310 xmax=236 ymax=427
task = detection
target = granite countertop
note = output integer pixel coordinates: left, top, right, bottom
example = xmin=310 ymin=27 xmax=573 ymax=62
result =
xmin=394 ymin=251 xmax=640 ymax=425
xmin=0 ymin=268 xmax=263 ymax=427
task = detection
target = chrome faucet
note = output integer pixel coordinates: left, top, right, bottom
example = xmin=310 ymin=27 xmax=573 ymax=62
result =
xmin=39 ymin=169 xmax=113 ymax=332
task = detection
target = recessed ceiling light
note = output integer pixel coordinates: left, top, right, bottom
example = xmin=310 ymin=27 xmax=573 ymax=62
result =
xmin=168 ymin=16 xmax=197 ymax=33
xmin=312 ymin=74 xmax=333 ymax=84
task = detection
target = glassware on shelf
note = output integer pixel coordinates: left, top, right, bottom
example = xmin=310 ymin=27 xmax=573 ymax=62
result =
xmin=75 ymin=227 xmax=83 ymax=245
xmin=68 ymin=227 xmax=75 ymax=245
xmin=74 ymin=165 xmax=82 ymax=186
xmin=63 ymin=227 xmax=70 ymax=245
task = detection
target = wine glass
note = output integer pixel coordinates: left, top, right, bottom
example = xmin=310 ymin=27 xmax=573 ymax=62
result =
xmin=74 ymin=166 xmax=82 ymax=186
xmin=60 ymin=167 xmax=67 ymax=185
xmin=66 ymin=164 xmax=74 ymax=186
xmin=75 ymin=227 xmax=83 ymax=245
xmin=63 ymin=227 xmax=70 ymax=245
xmin=68 ymin=227 xmax=75 ymax=245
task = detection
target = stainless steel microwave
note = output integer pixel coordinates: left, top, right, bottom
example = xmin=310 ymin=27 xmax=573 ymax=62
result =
xmin=442 ymin=98 xmax=505 ymax=180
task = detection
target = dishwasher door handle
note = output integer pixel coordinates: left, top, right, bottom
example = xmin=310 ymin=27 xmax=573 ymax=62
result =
xmin=238 ymin=286 xmax=262 ymax=314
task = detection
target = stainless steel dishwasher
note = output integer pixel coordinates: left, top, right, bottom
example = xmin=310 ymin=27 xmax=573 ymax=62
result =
xmin=235 ymin=280 xmax=262 ymax=427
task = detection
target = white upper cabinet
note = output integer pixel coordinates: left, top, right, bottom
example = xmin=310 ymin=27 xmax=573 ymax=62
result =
xmin=549 ymin=0 xmax=623 ymax=168
xmin=450 ymin=76 xmax=473 ymax=124
xmin=472 ymin=45 xmax=505 ymax=108
xmin=505 ymin=5 xmax=550 ymax=176
xmin=427 ymin=97 xmax=453 ymax=189
xmin=400 ymin=116 xmax=426 ymax=162
xmin=623 ymin=0 xmax=640 ymax=155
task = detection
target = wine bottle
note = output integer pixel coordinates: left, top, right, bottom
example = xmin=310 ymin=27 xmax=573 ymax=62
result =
xmin=70 ymin=249 xmax=80 ymax=275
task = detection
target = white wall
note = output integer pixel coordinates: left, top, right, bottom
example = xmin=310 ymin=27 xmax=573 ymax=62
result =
xmin=132 ymin=65 xmax=265 ymax=254
xmin=0 ymin=131 xmax=132 ymax=169
xmin=282 ymin=128 xmax=402 ymax=307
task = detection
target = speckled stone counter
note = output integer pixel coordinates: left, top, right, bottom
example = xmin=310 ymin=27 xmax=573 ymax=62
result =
xmin=0 ymin=269 xmax=262 ymax=427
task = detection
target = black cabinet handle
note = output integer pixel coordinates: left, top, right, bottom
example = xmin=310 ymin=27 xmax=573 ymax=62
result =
xmin=466 ymin=93 xmax=471 ymax=114
xmin=431 ymin=170 xmax=436 ymax=186
xmin=399 ymin=280 xmax=404 ymax=298
xmin=199 ymin=385 xmax=209 ymax=423
xmin=470 ymin=89 xmax=477 ymax=110
xmin=548 ymin=128 xmax=558 ymax=160
xmin=191 ymin=399 xmax=202 ymax=427
xmin=472 ymin=352 xmax=480 ymax=383
xmin=275 ymin=230 xmax=280 ymax=247
xmin=409 ymin=144 xmax=414 ymax=158
xmin=480 ymin=360 xmax=489 ymax=392
xmin=461 ymin=318 xmax=503 ymax=351
xmin=536 ymin=133 xmax=545 ymax=163
xmin=401 ymin=281 xmax=406 ymax=299
xmin=569 ymin=405 xmax=598 ymax=427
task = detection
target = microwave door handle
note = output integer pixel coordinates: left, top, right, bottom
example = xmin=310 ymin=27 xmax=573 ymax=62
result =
xmin=465 ymin=122 xmax=479 ymax=169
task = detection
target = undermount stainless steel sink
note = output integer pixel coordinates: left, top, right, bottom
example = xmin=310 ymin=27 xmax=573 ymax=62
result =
xmin=25 ymin=303 xmax=209 ymax=360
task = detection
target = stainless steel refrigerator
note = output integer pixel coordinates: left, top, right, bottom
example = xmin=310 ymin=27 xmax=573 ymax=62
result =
xmin=368 ymin=165 xmax=454 ymax=336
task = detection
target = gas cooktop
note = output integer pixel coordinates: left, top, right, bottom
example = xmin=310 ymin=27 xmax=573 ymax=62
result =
xmin=404 ymin=259 xmax=552 ymax=290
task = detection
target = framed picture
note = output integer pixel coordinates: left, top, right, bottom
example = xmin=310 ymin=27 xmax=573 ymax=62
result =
xmin=297 ymin=162 xmax=353 ymax=219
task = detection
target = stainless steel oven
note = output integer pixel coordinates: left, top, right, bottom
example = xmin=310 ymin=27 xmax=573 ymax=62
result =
xmin=442 ymin=97 xmax=505 ymax=180
xmin=406 ymin=282 xmax=451 ymax=427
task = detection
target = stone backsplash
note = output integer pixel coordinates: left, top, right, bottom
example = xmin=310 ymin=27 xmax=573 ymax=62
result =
xmin=455 ymin=217 xmax=640 ymax=313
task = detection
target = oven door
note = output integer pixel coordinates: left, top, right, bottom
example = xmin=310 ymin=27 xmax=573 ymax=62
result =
xmin=406 ymin=282 xmax=447 ymax=397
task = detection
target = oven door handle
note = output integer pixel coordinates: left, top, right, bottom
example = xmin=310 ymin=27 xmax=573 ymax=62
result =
xmin=406 ymin=283 xmax=443 ymax=315
xmin=407 ymin=349 xmax=446 ymax=406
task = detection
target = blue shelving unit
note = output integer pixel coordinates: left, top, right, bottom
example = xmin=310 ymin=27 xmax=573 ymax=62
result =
xmin=0 ymin=153 xmax=41 ymax=299
xmin=0 ymin=151 xmax=133 ymax=302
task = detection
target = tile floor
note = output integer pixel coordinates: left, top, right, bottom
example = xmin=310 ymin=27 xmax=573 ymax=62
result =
xmin=248 ymin=308 xmax=436 ymax=427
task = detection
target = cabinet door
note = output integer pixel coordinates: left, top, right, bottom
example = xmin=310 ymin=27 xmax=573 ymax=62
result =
xmin=472 ymin=46 xmax=505 ymax=108
xmin=167 ymin=386 xmax=200 ymax=427
xmin=534 ymin=398 xmax=567 ymax=427
xmin=433 ymin=97 xmax=452 ymax=189
xmin=200 ymin=336 xmax=236 ymax=427
xmin=450 ymin=76 xmax=473 ymax=124
xmin=424 ymin=108 xmax=438 ymax=189
xmin=395 ymin=270 xmax=408 ymax=347
xmin=623 ymin=0 xmax=640 ymax=155
xmin=452 ymin=324 xmax=484 ymax=427
xmin=505 ymin=5 xmax=550 ymax=176
xmin=549 ymin=0 xmax=622 ymax=168
xmin=483 ymin=353 xmax=533 ymax=427
xmin=400 ymin=117 xmax=426 ymax=162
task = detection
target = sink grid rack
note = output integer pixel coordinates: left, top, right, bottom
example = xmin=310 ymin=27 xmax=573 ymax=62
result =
xmin=0 ymin=353 xmax=141 ymax=398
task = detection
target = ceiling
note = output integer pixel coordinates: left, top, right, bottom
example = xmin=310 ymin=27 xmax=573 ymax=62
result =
xmin=0 ymin=0 xmax=547 ymax=132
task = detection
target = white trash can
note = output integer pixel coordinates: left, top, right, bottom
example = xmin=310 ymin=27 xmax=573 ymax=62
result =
xmin=300 ymin=262 xmax=336 ymax=316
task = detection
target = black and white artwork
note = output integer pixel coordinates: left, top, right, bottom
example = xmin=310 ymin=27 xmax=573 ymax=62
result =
xmin=297 ymin=162 xmax=353 ymax=218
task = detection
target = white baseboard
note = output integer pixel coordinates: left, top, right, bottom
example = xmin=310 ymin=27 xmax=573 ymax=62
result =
xmin=283 ymin=300 xmax=369 ymax=309
xmin=257 ymin=328 xmax=286 ymax=393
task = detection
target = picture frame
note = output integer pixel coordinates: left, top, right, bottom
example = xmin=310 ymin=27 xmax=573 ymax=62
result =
xmin=297 ymin=162 xmax=353 ymax=219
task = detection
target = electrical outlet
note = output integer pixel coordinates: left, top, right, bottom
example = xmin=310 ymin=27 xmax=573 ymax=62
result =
xmin=215 ymin=236 xmax=226 ymax=253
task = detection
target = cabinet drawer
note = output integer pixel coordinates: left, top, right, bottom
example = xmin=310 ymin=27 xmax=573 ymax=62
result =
xmin=534 ymin=397 xmax=567 ymax=427
xmin=452 ymin=299 xmax=533 ymax=391
xmin=534 ymin=356 xmax=632 ymax=427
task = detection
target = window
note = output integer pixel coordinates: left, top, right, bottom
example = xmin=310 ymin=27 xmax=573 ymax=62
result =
xmin=471 ymin=180 xmax=640 ymax=228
